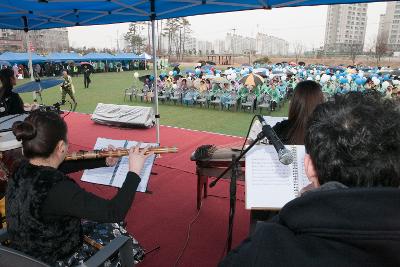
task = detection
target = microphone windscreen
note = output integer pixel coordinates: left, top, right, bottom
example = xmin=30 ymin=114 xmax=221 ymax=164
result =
xmin=278 ymin=148 xmax=294 ymax=165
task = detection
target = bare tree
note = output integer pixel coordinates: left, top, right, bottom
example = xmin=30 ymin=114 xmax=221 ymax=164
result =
xmin=292 ymin=41 xmax=304 ymax=63
xmin=374 ymin=33 xmax=388 ymax=65
xmin=348 ymin=42 xmax=362 ymax=65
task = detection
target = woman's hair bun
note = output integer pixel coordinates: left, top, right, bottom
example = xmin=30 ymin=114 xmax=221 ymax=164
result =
xmin=12 ymin=121 xmax=37 ymax=141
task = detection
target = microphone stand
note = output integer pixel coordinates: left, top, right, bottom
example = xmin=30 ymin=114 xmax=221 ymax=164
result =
xmin=210 ymin=130 xmax=265 ymax=254
xmin=209 ymin=130 xmax=264 ymax=188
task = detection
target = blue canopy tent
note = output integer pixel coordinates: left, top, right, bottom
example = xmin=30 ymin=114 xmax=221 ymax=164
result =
xmin=0 ymin=0 xmax=387 ymax=143
xmin=0 ymin=52 xmax=45 ymax=64
xmin=83 ymin=52 xmax=116 ymax=61
xmin=46 ymin=52 xmax=83 ymax=62
xmin=114 ymin=53 xmax=141 ymax=61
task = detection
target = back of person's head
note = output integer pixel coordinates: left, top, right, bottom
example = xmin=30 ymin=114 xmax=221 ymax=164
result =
xmin=305 ymin=92 xmax=400 ymax=187
xmin=288 ymin=80 xmax=324 ymax=144
xmin=0 ymin=68 xmax=15 ymax=95
xmin=12 ymin=110 xmax=67 ymax=159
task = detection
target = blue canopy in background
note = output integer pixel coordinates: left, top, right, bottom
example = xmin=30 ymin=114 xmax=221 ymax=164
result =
xmin=114 ymin=53 xmax=141 ymax=61
xmin=0 ymin=52 xmax=45 ymax=63
xmin=83 ymin=52 xmax=116 ymax=61
xmin=46 ymin=52 xmax=82 ymax=62
xmin=0 ymin=0 xmax=389 ymax=30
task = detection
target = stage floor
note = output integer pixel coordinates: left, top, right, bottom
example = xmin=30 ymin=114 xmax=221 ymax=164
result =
xmin=65 ymin=112 xmax=250 ymax=267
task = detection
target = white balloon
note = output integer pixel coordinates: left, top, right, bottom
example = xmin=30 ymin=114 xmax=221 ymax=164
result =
xmin=310 ymin=70 xmax=314 ymax=74
xmin=281 ymin=75 xmax=287 ymax=81
xmin=331 ymin=76 xmax=337 ymax=81
xmin=244 ymin=68 xmax=249 ymax=73
xmin=169 ymin=71 xmax=174 ymax=76
xmin=347 ymin=75 xmax=352 ymax=81
xmin=315 ymin=75 xmax=321 ymax=81
xmin=172 ymin=84 xmax=177 ymax=89
xmin=292 ymin=69 xmax=298 ymax=74
xmin=307 ymin=77 xmax=313 ymax=81
xmin=227 ymin=74 xmax=232 ymax=80
xmin=373 ymin=79 xmax=380 ymax=86
xmin=269 ymin=74 xmax=275 ymax=79
xmin=134 ymin=72 xmax=139 ymax=78
xmin=231 ymin=73 xmax=237 ymax=79
xmin=216 ymin=73 xmax=221 ymax=77
xmin=393 ymin=79 xmax=400 ymax=85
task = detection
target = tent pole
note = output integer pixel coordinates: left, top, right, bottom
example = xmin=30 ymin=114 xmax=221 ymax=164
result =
xmin=151 ymin=19 xmax=160 ymax=144
xmin=25 ymin=31 xmax=34 ymax=82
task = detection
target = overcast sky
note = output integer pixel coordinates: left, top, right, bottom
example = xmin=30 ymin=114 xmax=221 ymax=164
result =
xmin=68 ymin=2 xmax=387 ymax=51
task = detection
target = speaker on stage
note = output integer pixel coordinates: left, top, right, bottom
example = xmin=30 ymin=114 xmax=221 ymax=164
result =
xmin=91 ymin=103 xmax=155 ymax=128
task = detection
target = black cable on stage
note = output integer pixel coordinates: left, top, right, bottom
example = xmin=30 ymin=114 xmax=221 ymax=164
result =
xmin=173 ymin=208 xmax=202 ymax=267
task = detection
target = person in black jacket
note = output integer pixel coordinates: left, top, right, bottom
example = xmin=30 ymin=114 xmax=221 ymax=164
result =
xmin=0 ymin=68 xmax=24 ymax=117
xmin=6 ymin=110 xmax=153 ymax=265
xmin=220 ymin=92 xmax=400 ymax=267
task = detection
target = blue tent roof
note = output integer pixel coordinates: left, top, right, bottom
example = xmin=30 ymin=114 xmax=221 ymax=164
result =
xmin=46 ymin=52 xmax=82 ymax=62
xmin=114 ymin=53 xmax=141 ymax=61
xmin=83 ymin=52 xmax=116 ymax=61
xmin=0 ymin=0 xmax=388 ymax=30
xmin=0 ymin=52 xmax=45 ymax=63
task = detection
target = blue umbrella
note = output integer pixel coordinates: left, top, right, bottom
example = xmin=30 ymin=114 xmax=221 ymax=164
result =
xmin=13 ymin=78 xmax=63 ymax=93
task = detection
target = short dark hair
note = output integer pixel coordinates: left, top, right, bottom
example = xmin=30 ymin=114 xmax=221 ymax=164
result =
xmin=12 ymin=110 xmax=67 ymax=159
xmin=305 ymin=92 xmax=400 ymax=187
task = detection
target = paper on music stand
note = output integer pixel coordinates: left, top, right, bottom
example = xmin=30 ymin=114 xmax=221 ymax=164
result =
xmin=245 ymin=145 xmax=309 ymax=210
xmin=81 ymin=137 xmax=157 ymax=192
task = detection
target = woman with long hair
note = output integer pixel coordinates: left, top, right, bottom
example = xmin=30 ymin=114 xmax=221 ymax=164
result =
xmin=0 ymin=68 xmax=24 ymax=117
xmin=249 ymin=80 xmax=324 ymax=145
xmin=275 ymin=80 xmax=325 ymax=144
xmin=6 ymin=110 xmax=152 ymax=265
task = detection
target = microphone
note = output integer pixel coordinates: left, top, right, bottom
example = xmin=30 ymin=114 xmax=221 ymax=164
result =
xmin=256 ymin=115 xmax=294 ymax=165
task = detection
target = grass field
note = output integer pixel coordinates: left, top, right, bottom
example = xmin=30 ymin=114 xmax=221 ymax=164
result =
xmin=18 ymin=71 xmax=289 ymax=137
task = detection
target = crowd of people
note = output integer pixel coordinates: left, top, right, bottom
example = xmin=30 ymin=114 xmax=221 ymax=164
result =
xmin=132 ymin=63 xmax=400 ymax=112
xmin=1 ymin=60 xmax=400 ymax=266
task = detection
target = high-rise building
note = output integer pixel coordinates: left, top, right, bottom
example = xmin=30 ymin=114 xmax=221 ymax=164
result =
xmin=377 ymin=2 xmax=400 ymax=52
xmin=29 ymin=28 xmax=69 ymax=53
xmin=324 ymin=4 xmax=368 ymax=53
xmin=255 ymin=33 xmax=289 ymax=56
xmin=0 ymin=28 xmax=69 ymax=53
xmin=0 ymin=29 xmax=24 ymax=52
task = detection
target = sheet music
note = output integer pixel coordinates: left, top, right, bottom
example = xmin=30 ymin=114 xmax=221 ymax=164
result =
xmin=248 ymin=116 xmax=288 ymax=141
xmin=245 ymin=145 xmax=296 ymax=209
xmin=295 ymin=146 xmax=311 ymax=191
xmin=81 ymin=138 xmax=157 ymax=192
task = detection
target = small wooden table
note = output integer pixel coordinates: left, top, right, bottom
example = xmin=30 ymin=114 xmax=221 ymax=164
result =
xmin=190 ymin=148 xmax=245 ymax=210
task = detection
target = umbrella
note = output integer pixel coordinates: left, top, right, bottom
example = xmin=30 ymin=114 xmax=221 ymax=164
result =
xmin=391 ymin=70 xmax=400 ymax=76
xmin=212 ymin=77 xmax=229 ymax=84
xmin=13 ymin=78 xmax=63 ymax=93
xmin=239 ymin=73 xmax=264 ymax=87
xmin=138 ymin=74 xmax=154 ymax=83
xmin=170 ymin=63 xmax=180 ymax=67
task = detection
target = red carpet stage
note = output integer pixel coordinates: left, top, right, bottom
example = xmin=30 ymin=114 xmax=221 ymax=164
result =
xmin=65 ymin=112 xmax=250 ymax=267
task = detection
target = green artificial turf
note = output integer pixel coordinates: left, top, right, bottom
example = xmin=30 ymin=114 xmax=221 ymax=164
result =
xmin=18 ymin=71 xmax=289 ymax=137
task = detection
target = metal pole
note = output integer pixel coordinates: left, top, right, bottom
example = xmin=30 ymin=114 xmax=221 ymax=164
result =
xmin=151 ymin=19 xmax=160 ymax=144
xmin=26 ymin=31 xmax=34 ymax=82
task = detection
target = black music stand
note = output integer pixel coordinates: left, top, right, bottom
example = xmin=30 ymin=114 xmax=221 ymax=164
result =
xmin=210 ymin=130 xmax=265 ymax=254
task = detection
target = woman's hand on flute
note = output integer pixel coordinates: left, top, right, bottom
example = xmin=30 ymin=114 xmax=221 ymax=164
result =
xmin=128 ymin=143 xmax=154 ymax=175
xmin=105 ymin=145 xmax=119 ymax=167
